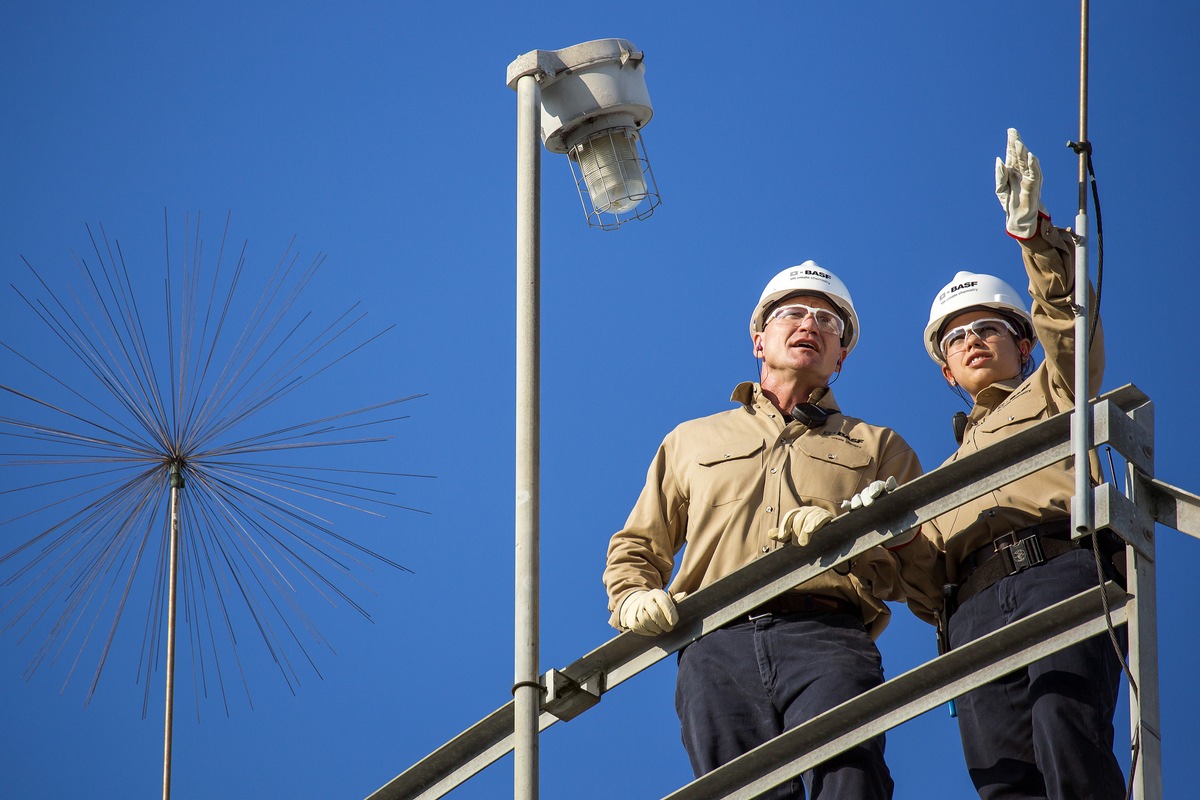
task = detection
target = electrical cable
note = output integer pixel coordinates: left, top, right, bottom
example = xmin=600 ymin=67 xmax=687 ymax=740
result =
xmin=1068 ymin=139 xmax=1104 ymax=343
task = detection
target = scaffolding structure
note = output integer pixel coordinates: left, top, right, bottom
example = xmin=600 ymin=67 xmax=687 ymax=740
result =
xmin=367 ymin=383 xmax=1194 ymax=799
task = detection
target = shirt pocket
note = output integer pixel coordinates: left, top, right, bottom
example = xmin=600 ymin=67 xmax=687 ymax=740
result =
xmin=696 ymin=438 xmax=765 ymax=507
xmin=792 ymin=435 xmax=874 ymax=503
xmin=976 ymin=394 xmax=1044 ymax=437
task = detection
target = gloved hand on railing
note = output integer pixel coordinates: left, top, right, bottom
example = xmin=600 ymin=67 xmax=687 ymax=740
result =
xmin=769 ymin=506 xmax=848 ymax=574
xmin=618 ymin=588 xmax=679 ymax=636
xmin=841 ymin=476 xmax=900 ymax=511
xmin=769 ymin=506 xmax=835 ymax=548
xmin=841 ymin=476 xmax=917 ymax=549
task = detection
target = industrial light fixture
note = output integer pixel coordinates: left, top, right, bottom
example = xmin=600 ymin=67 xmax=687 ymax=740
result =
xmin=507 ymin=38 xmax=660 ymax=230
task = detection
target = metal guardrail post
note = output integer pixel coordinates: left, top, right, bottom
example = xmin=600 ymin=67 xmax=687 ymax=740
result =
xmin=1125 ymin=401 xmax=1162 ymax=799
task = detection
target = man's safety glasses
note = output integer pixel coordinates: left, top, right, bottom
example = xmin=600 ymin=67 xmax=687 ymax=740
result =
xmin=765 ymin=303 xmax=844 ymax=337
xmin=940 ymin=317 xmax=1020 ymax=357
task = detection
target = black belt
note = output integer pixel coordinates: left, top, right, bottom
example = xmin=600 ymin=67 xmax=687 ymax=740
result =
xmin=956 ymin=519 xmax=1080 ymax=605
xmin=736 ymin=592 xmax=860 ymax=623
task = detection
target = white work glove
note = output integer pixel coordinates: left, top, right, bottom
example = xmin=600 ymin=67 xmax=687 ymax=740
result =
xmin=995 ymin=127 xmax=1048 ymax=239
xmin=618 ymin=588 xmax=679 ymax=636
xmin=840 ymin=476 xmax=916 ymax=549
xmin=769 ymin=505 xmax=835 ymax=548
xmin=840 ymin=476 xmax=899 ymax=512
xmin=769 ymin=506 xmax=847 ymax=574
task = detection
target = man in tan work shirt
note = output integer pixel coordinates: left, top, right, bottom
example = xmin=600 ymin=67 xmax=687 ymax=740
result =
xmin=603 ymin=263 xmax=922 ymax=799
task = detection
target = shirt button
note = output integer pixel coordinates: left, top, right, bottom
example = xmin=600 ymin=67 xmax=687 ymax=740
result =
xmin=761 ymin=546 xmax=770 ymax=553
xmin=827 ymin=453 xmax=836 ymax=460
xmin=770 ymin=468 xmax=777 ymax=474
xmin=766 ymin=506 xmax=774 ymax=513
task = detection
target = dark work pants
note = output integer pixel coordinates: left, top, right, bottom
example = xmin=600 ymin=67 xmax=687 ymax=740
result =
xmin=675 ymin=611 xmax=893 ymax=800
xmin=948 ymin=548 xmax=1126 ymax=800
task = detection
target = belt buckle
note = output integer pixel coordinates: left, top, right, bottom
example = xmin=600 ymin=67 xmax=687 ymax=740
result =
xmin=999 ymin=533 xmax=1045 ymax=575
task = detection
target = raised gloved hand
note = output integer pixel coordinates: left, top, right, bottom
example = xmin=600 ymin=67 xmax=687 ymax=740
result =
xmin=841 ymin=476 xmax=899 ymax=512
xmin=995 ymin=127 xmax=1048 ymax=239
xmin=618 ymin=588 xmax=679 ymax=636
xmin=769 ymin=505 xmax=835 ymax=548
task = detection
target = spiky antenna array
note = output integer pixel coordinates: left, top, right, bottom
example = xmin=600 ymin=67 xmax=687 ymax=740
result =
xmin=0 ymin=212 xmax=428 ymax=715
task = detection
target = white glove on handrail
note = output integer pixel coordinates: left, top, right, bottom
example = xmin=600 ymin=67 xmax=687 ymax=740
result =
xmin=769 ymin=505 xmax=834 ymax=548
xmin=995 ymin=127 xmax=1048 ymax=239
xmin=840 ymin=476 xmax=917 ymax=550
xmin=619 ymin=588 xmax=679 ymax=636
xmin=769 ymin=506 xmax=846 ymax=574
xmin=840 ymin=476 xmax=899 ymax=512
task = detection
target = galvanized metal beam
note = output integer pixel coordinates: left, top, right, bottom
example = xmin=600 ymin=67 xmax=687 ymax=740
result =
xmin=1126 ymin=401 xmax=1162 ymax=800
xmin=1145 ymin=477 xmax=1200 ymax=541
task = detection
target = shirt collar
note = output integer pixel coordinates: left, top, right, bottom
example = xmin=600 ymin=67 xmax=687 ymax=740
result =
xmin=731 ymin=382 xmax=842 ymax=414
xmin=972 ymin=376 xmax=1023 ymax=413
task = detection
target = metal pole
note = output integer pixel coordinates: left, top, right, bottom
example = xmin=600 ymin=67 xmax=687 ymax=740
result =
xmin=513 ymin=72 xmax=542 ymax=800
xmin=1071 ymin=0 xmax=1094 ymax=538
xmin=1126 ymin=404 xmax=1163 ymax=800
xmin=163 ymin=466 xmax=183 ymax=800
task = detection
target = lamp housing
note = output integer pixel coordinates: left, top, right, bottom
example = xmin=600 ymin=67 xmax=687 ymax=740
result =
xmin=507 ymin=39 xmax=661 ymax=229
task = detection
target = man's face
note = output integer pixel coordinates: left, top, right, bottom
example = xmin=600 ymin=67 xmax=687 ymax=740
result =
xmin=938 ymin=308 xmax=1030 ymax=396
xmin=753 ymin=293 xmax=847 ymax=382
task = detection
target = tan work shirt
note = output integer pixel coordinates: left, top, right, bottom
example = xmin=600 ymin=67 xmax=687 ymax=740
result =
xmin=903 ymin=221 xmax=1105 ymax=623
xmin=603 ymin=382 xmax=923 ymax=639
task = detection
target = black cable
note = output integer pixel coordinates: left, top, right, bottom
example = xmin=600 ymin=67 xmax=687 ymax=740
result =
xmin=1068 ymin=140 xmax=1104 ymax=342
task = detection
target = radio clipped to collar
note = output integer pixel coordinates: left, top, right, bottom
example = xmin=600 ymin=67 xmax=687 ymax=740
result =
xmin=952 ymin=411 xmax=968 ymax=444
xmin=790 ymin=403 xmax=833 ymax=429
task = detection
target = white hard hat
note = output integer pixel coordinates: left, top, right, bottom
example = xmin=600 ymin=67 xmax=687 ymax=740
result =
xmin=924 ymin=270 xmax=1035 ymax=363
xmin=750 ymin=261 xmax=859 ymax=353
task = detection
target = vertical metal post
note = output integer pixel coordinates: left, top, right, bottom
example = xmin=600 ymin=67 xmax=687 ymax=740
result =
xmin=1126 ymin=403 xmax=1163 ymax=799
xmin=1071 ymin=0 xmax=1094 ymax=538
xmin=513 ymin=72 xmax=542 ymax=800
xmin=163 ymin=466 xmax=183 ymax=800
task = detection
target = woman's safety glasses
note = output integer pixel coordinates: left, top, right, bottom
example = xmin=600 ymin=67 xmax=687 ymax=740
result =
xmin=940 ymin=317 xmax=1020 ymax=358
xmin=765 ymin=303 xmax=844 ymax=337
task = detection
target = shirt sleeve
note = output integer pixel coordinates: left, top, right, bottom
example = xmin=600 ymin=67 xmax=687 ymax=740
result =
xmin=1021 ymin=219 xmax=1104 ymax=408
xmin=602 ymin=436 xmax=688 ymax=629
xmin=893 ymin=522 xmax=947 ymax=626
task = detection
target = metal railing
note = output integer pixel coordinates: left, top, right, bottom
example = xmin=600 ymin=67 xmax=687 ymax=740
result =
xmin=368 ymin=384 xmax=1192 ymax=799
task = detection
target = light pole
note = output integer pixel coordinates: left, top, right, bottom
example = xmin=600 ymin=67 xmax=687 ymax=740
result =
xmin=505 ymin=38 xmax=658 ymax=800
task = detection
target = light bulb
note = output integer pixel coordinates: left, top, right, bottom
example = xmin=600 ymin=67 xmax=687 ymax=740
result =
xmin=572 ymin=129 xmax=648 ymax=215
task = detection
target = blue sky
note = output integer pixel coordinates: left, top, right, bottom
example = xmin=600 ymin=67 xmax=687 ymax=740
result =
xmin=2 ymin=2 xmax=1198 ymax=798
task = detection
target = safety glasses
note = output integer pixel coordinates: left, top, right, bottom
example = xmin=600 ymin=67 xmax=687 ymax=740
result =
xmin=765 ymin=303 xmax=844 ymax=337
xmin=940 ymin=317 xmax=1020 ymax=357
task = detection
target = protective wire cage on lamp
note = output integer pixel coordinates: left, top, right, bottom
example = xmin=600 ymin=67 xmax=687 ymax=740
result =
xmin=507 ymin=38 xmax=661 ymax=230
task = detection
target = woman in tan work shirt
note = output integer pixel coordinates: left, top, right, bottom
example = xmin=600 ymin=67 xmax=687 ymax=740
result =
xmin=907 ymin=129 xmax=1125 ymax=800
